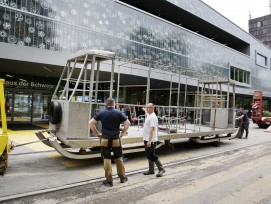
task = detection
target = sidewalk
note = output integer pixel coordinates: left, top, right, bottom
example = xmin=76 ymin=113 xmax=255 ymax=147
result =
xmin=1 ymin=124 xmax=52 ymax=155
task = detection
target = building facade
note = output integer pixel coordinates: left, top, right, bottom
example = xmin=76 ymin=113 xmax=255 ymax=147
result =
xmin=0 ymin=0 xmax=271 ymax=124
xmin=249 ymin=13 xmax=271 ymax=49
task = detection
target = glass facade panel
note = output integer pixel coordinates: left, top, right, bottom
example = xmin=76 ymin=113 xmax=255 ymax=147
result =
xmin=230 ymin=67 xmax=234 ymax=80
xmin=239 ymin=70 xmax=244 ymax=83
xmin=13 ymin=92 xmax=31 ymax=123
xmin=234 ymin=68 xmax=239 ymax=82
xmin=244 ymin=72 xmax=247 ymax=84
xmin=32 ymin=93 xmax=51 ymax=123
xmin=0 ymin=0 xmax=270 ymax=95
xmin=0 ymin=0 xmax=230 ymax=80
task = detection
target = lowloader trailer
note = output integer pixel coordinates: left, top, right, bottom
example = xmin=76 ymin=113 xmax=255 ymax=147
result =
xmin=35 ymin=50 xmax=239 ymax=159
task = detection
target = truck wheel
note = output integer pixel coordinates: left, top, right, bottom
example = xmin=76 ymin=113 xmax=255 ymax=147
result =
xmin=49 ymin=101 xmax=62 ymax=124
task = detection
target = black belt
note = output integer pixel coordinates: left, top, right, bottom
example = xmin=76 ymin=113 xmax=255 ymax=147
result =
xmin=102 ymin=134 xmax=119 ymax=139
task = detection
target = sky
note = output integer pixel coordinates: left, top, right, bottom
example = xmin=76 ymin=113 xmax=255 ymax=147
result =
xmin=201 ymin=0 xmax=270 ymax=32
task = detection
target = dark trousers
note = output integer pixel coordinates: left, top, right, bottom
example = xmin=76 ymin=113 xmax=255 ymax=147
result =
xmin=144 ymin=140 xmax=158 ymax=162
xmin=100 ymin=137 xmax=125 ymax=181
xmin=240 ymin=123 xmax=249 ymax=137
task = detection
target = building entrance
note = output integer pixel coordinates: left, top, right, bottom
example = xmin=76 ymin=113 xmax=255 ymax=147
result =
xmin=3 ymin=89 xmax=51 ymax=124
xmin=13 ymin=92 xmax=32 ymax=123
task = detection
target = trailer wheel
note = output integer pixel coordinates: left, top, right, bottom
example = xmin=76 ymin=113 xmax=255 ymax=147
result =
xmin=49 ymin=101 xmax=62 ymax=124
xmin=212 ymin=141 xmax=221 ymax=147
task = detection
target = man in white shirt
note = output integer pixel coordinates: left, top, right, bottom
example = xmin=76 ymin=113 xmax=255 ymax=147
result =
xmin=142 ymin=103 xmax=165 ymax=177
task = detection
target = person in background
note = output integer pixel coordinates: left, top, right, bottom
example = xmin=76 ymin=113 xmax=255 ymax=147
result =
xmin=135 ymin=101 xmax=142 ymax=117
xmin=125 ymin=105 xmax=132 ymax=123
xmin=142 ymin=103 xmax=165 ymax=177
xmin=120 ymin=105 xmax=125 ymax=115
xmin=89 ymin=98 xmax=130 ymax=187
xmin=237 ymin=107 xmax=249 ymax=139
xmin=5 ymin=100 xmax=10 ymax=113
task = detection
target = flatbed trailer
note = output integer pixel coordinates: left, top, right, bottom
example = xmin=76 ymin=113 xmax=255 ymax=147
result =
xmin=36 ymin=50 xmax=238 ymax=159
xmin=36 ymin=124 xmax=237 ymax=159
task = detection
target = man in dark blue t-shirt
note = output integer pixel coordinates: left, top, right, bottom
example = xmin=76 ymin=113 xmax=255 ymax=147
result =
xmin=89 ymin=98 xmax=130 ymax=187
xmin=237 ymin=107 xmax=249 ymax=139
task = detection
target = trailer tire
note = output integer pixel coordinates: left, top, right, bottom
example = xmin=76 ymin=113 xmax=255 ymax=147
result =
xmin=258 ymin=123 xmax=264 ymax=128
xmin=49 ymin=101 xmax=62 ymax=124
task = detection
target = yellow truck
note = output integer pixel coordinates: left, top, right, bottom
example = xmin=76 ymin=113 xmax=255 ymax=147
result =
xmin=0 ymin=79 xmax=11 ymax=175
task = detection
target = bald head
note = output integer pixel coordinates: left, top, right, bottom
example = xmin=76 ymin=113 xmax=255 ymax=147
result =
xmin=146 ymin=103 xmax=155 ymax=113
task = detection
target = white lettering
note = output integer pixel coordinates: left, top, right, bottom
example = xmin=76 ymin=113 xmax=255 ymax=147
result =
xmin=30 ymin=82 xmax=54 ymax=89
xmin=5 ymin=80 xmax=53 ymax=89
xmin=18 ymin=81 xmax=29 ymax=86
xmin=5 ymin=81 xmax=17 ymax=86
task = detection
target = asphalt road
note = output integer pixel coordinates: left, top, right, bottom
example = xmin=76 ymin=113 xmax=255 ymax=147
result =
xmin=1 ymin=122 xmax=271 ymax=203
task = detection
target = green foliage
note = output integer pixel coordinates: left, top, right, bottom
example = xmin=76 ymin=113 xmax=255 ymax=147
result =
xmin=262 ymin=111 xmax=271 ymax=117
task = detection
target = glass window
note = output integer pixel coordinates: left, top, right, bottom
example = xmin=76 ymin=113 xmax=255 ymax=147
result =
xmin=230 ymin=66 xmax=250 ymax=85
xmin=230 ymin=67 xmax=234 ymax=80
xmin=256 ymin=53 xmax=267 ymax=67
xmin=234 ymin=68 xmax=239 ymax=82
xmin=244 ymin=72 xmax=247 ymax=84
xmin=239 ymin=70 xmax=244 ymax=83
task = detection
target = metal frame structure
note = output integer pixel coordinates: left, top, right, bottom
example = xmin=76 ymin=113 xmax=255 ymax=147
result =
xmin=35 ymin=50 xmax=238 ymax=159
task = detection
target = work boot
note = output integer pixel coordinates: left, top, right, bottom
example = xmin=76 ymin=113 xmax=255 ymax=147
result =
xmin=154 ymin=159 xmax=165 ymax=177
xmin=102 ymin=180 xmax=113 ymax=187
xmin=143 ymin=159 xmax=155 ymax=175
xmin=143 ymin=170 xmax=155 ymax=175
xmin=120 ymin=176 xmax=128 ymax=183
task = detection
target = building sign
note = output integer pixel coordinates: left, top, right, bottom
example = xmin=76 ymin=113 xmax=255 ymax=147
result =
xmin=4 ymin=80 xmax=54 ymax=89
